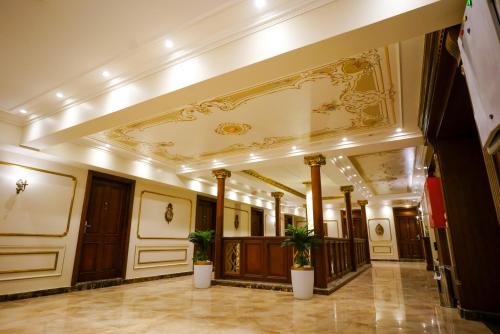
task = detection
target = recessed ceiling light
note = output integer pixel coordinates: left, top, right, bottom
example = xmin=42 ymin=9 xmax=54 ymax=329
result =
xmin=165 ymin=39 xmax=174 ymax=48
xmin=250 ymin=153 xmax=255 ymax=157
xmin=255 ymin=0 xmax=266 ymax=9
xmin=19 ymin=109 xmax=28 ymax=114
xmin=147 ymin=157 xmax=152 ymax=161
xmin=342 ymin=137 xmax=348 ymax=142
xmin=353 ymin=174 xmax=357 ymax=177
xmin=338 ymin=156 xmax=343 ymax=159
xmin=396 ymin=128 xmax=402 ymax=133
xmin=105 ymin=144 xmax=111 ymax=148
xmin=56 ymin=92 xmax=64 ymax=99
xmin=291 ymin=146 xmax=297 ymax=150
xmin=181 ymin=165 xmax=186 ymax=168
xmin=346 ymin=166 xmax=351 ymax=169
xmin=102 ymin=70 xmax=110 ymax=78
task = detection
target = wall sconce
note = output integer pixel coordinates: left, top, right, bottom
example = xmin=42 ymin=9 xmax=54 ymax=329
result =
xmin=16 ymin=179 xmax=28 ymax=194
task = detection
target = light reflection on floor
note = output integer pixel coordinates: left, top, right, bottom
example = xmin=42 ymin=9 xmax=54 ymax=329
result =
xmin=0 ymin=262 xmax=491 ymax=333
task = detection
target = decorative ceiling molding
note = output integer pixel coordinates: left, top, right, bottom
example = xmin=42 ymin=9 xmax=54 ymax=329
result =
xmin=92 ymin=47 xmax=396 ymax=165
xmin=322 ymin=195 xmax=344 ymax=200
xmin=241 ymin=169 xmax=306 ymax=199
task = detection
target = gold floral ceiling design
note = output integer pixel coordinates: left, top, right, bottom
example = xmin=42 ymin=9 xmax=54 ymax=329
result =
xmin=350 ymin=147 xmax=415 ymax=195
xmin=92 ymin=46 xmax=397 ymax=165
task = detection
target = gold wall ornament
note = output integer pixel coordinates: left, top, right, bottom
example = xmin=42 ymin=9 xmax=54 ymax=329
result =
xmin=164 ymin=203 xmax=174 ymax=224
xmin=304 ymin=154 xmax=326 ymax=167
xmin=15 ymin=179 xmax=28 ymax=194
xmin=212 ymin=169 xmax=232 ymax=179
xmin=375 ymin=223 xmax=384 ymax=236
xmin=234 ymin=214 xmax=240 ymax=230
xmin=241 ymin=170 xmax=306 ymax=199
xmin=340 ymin=185 xmax=354 ymax=193
xmin=214 ymin=123 xmax=252 ymax=135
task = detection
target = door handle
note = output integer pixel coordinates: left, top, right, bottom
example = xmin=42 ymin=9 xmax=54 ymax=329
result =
xmin=84 ymin=221 xmax=92 ymax=231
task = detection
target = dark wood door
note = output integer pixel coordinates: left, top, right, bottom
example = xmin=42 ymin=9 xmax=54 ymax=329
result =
xmin=341 ymin=210 xmax=362 ymax=238
xmin=195 ymin=196 xmax=216 ymax=261
xmin=251 ymin=208 xmax=264 ymax=236
xmin=395 ymin=215 xmax=424 ymax=259
xmin=76 ymin=173 xmax=134 ymax=283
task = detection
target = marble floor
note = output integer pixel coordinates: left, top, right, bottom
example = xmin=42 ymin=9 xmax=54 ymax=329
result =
xmin=0 ymin=262 xmax=491 ymax=333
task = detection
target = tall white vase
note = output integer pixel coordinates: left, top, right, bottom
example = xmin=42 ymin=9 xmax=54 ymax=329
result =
xmin=193 ymin=262 xmax=213 ymax=288
xmin=291 ymin=268 xmax=314 ymax=299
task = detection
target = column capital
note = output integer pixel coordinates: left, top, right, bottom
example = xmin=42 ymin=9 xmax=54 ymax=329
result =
xmin=304 ymin=154 xmax=326 ymax=167
xmin=212 ymin=169 xmax=231 ymax=179
xmin=357 ymin=200 xmax=368 ymax=206
xmin=340 ymin=185 xmax=354 ymax=193
xmin=271 ymin=191 xmax=284 ymax=199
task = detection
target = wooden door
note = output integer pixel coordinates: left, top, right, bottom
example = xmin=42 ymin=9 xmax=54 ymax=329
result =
xmin=395 ymin=215 xmax=424 ymax=259
xmin=74 ymin=172 xmax=134 ymax=283
xmin=251 ymin=208 xmax=264 ymax=236
xmin=195 ymin=196 xmax=217 ymax=261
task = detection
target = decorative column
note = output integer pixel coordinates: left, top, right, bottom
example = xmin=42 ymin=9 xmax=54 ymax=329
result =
xmin=341 ymin=185 xmax=357 ymax=271
xmin=271 ymin=192 xmax=284 ymax=236
xmin=304 ymin=154 xmax=328 ymax=288
xmin=212 ymin=169 xmax=231 ymax=279
xmin=358 ymin=200 xmax=371 ymax=265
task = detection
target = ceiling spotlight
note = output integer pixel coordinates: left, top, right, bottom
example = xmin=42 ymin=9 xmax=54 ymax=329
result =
xmin=102 ymin=70 xmax=110 ymax=78
xmin=342 ymin=137 xmax=348 ymax=142
xmin=250 ymin=153 xmax=255 ymax=157
xmin=255 ymin=0 xmax=267 ymax=9
xmin=56 ymin=92 xmax=64 ymax=99
xmin=353 ymin=174 xmax=357 ymax=177
xmin=19 ymin=109 xmax=28 ymax=114
xmin=396 ymin=128 xmax=402 ymax=133
xmin=338 ymin=156 xmax=343 ymax=159
xmin=181 ymin=165 xmax=185 ymax=168
xmin=165 ymin=39 xmax=174 ymax=48
xmin=346 ymin=166 xmax=351 ymax=169
xmin=291 ymin=146 xmax=297 ymax=150
xmin=105 ymin=144 xmax=111 ymax=148
xmin=147 ymin=157 xmax=152 ymax=161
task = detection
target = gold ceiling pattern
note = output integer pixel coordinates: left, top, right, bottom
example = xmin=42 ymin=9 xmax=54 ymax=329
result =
xmin=350 ymin=147 xmax=415 ymax=195
xmin=92 ymin=47 xmax=396 ymax=164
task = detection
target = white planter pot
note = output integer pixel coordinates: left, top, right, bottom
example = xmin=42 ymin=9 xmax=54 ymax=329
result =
xmin=291 ymin=268 xmax=314 ymax=300
xmin=193 ymin=262 xmax=213 ymax=289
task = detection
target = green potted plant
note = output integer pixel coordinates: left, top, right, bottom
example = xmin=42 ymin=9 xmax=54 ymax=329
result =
xmin=281 ymin=224 xmax=321 ymax=299
xmin=188 ymin=230 xmax=214 ymax=288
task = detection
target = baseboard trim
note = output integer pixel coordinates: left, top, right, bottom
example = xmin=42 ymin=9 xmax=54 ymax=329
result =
xmin=459 ymin=305 xmax=500 ymax=322
xmin=0 ymin=271 xmax=192 ymax=302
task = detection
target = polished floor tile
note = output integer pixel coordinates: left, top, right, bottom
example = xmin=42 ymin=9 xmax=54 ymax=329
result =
xmin=0 ymin=262 xmax=491 ymax=333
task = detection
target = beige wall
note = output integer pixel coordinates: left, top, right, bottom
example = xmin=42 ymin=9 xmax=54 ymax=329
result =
xmin=365 ymin=205 xmax=399 ymax=260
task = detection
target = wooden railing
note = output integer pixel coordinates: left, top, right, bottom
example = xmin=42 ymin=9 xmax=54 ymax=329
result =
xmin=222 ymin=237 xmax=293 ymax=283
xmin=221 ymin=236 xmax=368 ymax=286
xmin=354 ymin=238 xmax=368 ymax=267
xmin=325 ymin=237 xmax=352 ymax=282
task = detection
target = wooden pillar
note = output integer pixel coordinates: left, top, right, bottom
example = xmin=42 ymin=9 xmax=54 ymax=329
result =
xmin=271 ymin=192 xmax=284 ymax=236
xmin=341 ymin=185 xmax=356 ymax=271
xmin=304 ymin=154 xmax=328 ymax=289
xmin=358 ymin=200 xmax=371 ymax=265
xmin=212 ymin=169 xmax=231 ymax=279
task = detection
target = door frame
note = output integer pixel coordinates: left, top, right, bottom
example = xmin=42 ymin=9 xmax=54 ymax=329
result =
xmin=393 ymin=207 xmax=423 ymax=260
xmin=71 ymin=170 xmax=136 ymax=285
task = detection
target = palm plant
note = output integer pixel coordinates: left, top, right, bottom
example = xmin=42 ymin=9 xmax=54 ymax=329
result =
xmin=188 ymin=230 xmax=215 ymax=262
xmin=281 ymin=224 xmax=321 ymax=268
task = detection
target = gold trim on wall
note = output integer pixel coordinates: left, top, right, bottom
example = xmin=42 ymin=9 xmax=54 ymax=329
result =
xmin=136 ymin=190 xmax=193 ymax=240
xmin=133 ymin=246 xmax=189 ymax=269
xmin=0 ymin=161 xmax=78 ymax=237
xmin=368 ymin=218 xmax=393 ymax=241
xmin=372 ymin=245 xmax=392 ymax=254
xmin=241 ymin=170 xmax=306 ymax=199
xmin=324 ymin=219 xmax=340 ymax=237
xmin=0 ymin=251 xmax=59 ymax=274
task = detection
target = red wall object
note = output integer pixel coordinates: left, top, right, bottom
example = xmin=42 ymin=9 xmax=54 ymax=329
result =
xmin=425 ymin=177 xmax=447 ymax=228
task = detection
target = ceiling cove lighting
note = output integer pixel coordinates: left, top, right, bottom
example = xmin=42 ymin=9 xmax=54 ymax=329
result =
xmin=56 ymin=92 xmax=64 ymax=99
xmin=165 ymin=39 xmax=174 ymax=48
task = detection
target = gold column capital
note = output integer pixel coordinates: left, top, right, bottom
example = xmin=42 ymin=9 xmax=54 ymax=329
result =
xmin=271 ymin=191 xmax=284 ymax=199
xmin=212 ymin=169 xmax=231 ymax=179
xmin=357 ymin=200 xmax=368 ymax=206
xmin=340 ymin=185 xmax=354 ymax=193
xmin=304 ymin=154 xmax=326 ymax=167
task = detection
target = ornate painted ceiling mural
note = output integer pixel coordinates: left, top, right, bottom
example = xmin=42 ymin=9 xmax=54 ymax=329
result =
xmin=91 ymin=46 xmax=397 ymax=165
xmin=350 ymin=147 xmax=415 ymax=195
